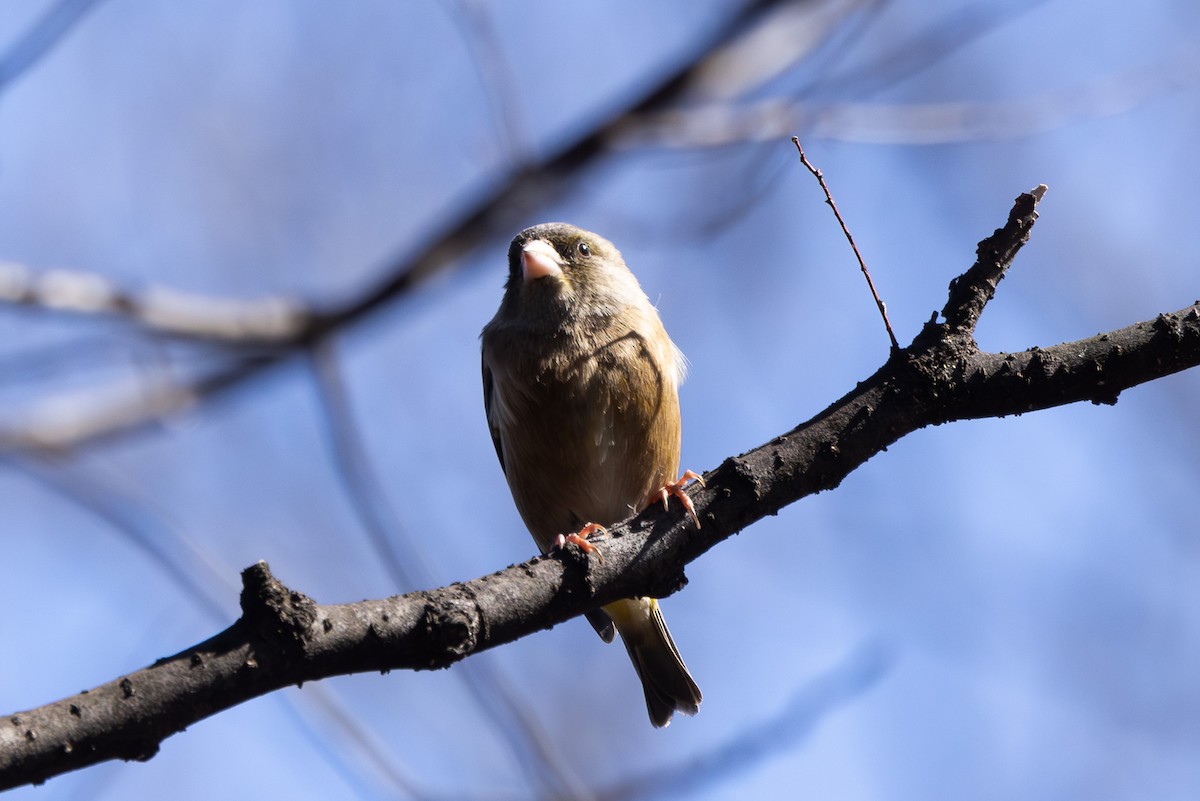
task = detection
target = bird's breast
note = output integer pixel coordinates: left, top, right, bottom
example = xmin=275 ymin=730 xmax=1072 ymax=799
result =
xmin=489 ymin=326 xmax=681 ymax=547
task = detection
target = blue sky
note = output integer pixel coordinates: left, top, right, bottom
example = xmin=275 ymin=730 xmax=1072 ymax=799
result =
xmin=1 ymin=1 xmax=1198 ymax=799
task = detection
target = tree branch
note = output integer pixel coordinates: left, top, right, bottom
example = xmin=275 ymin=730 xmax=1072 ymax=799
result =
xmin=4 ymin=187 xmax=1199 ymax=790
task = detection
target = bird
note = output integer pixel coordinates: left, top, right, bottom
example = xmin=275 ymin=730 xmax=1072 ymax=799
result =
xmin=481 ymin=222 xmax=703 ymax=727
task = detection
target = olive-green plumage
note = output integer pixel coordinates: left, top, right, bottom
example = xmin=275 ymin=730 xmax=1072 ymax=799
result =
xmin=481 ymin=222 xmax=701 ymax=727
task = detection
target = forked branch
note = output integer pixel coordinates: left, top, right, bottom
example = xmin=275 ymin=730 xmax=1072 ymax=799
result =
xmin=3 ymin=187 xmax=1198 ymax=790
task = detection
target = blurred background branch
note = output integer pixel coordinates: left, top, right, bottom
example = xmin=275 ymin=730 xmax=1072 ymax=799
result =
xmin=0 ymin=0 xmax=800 ymax=453
xmin=0 ymin=0 xmax=107 ymax=94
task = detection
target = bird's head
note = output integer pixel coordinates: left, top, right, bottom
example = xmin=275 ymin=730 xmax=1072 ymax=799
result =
xmin=502 ymin=222 xmax=649 ymax=327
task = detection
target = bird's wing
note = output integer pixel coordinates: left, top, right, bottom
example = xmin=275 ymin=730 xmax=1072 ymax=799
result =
xmin=481 ymin=356 xmax=506 ymax=475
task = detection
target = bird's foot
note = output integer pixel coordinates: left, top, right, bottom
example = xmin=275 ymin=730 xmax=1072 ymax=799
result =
xmin=657 ymin=470 xmax=705 ymax=528
xmin=553 ymin=522 xmax=608 ymax=561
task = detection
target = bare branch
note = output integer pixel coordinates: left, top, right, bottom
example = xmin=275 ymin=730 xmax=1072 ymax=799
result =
xmin=616 ymin=57 xmax=1198 ymax=149
xmin=0 ymin=356 xmax=272 ymax=452
xmin=0 ymin=262 xmax=310 ymax=344
xmin=682 ymin=0 xmax=869 ymax=101
xmin=4 ymin=187 xmax=1199 ymax=789
xmin=791 ymin=137 xmax=899 ymax=350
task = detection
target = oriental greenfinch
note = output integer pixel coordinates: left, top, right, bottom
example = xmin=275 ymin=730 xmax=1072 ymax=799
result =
xmin=481 ymin=222 xmax=702 ymax=727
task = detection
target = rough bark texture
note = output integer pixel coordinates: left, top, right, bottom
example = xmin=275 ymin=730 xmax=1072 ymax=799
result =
xmin=3 ymin=187 xmax=1199 ymax=790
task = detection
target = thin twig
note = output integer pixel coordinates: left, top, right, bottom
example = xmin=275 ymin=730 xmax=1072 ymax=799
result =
xmin=791 ymin=136 xmax=899 ymax=351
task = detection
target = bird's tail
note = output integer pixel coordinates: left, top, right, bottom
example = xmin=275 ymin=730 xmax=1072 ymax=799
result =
xmin=605 ymin=597 xmax=702 ymax=727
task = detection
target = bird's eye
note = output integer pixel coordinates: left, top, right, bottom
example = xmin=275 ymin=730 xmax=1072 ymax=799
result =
xmin=576 ymin=241 xmax=591 ymax=257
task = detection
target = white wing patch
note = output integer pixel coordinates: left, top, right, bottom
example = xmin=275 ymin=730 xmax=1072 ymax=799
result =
xmin=671 ymin=341 xmax=689 ymax=386
xmin=485 ymin=361 xmax=524 ymax=431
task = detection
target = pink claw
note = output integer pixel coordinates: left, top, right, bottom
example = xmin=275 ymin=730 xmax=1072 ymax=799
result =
xmin=553 ymin=522 xmax=608 ymax=561
xmin=657 ymin=470 xmax=705 ymax=528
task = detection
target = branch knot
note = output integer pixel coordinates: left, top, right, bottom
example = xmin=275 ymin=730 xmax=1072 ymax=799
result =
xmin=422 ymin=594 xmax=480 ymax=664
xmin=239 ymin=562 xmax=317 ymax=650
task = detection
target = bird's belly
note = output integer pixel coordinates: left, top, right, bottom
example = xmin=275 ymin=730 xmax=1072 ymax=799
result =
xmin=502 ymin=392 xmax=668 ymax=550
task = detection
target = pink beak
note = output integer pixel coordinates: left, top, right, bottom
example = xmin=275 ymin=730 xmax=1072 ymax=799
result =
xmin=521 ymin=240 xmax=563 ymax=281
